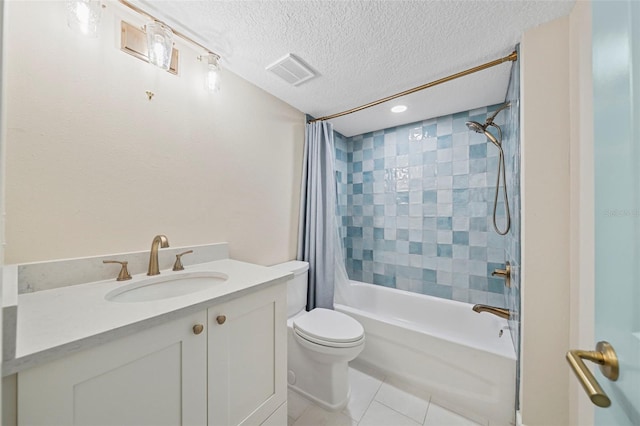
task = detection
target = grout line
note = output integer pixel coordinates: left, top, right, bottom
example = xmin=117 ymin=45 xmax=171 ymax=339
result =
xmin=424 ymin=400 xmax=487 ymax=426
xmin=422 ymin=396 xmax=432 ymax=425
xmin=341 ymin=365 xmax=386 ymax=423
xmin=296 ymin=403 xmax=312 ymax=423
xmin=376 ymin=376 xmax=433 ymax=426
xmin=373 ymin=377 xmax=431 ymax=426
xmin=374 ymin=399 xmax=423 ymax=426
xmin=357 ymin=373 xmax=385 ymax=423
xmin=288 ymin=391 xmax=313 ymax=423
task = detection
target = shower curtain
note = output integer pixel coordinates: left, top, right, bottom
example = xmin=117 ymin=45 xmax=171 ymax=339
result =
xmin=297 ymin=121 xmax=342 ymax=310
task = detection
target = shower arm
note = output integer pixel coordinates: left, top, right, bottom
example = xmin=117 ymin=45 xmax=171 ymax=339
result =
xmin=485 ymin=102 xmax=511 ymax=126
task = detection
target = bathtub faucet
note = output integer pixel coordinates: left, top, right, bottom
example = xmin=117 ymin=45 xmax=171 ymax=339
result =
xmin=472 ymin=304 xmax=511 ymax=320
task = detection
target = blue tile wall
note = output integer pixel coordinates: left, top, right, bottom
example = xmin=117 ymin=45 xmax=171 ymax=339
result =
xmin=336 ymin=104 xmax=518 ymax=308
xmin=335 ymin=131 xmax=349 ymax=260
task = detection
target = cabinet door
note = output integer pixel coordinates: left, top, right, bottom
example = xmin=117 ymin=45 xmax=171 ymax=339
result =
xmin=208 ymin=283 xmax=287 ymax=426
xmin=18 ymin=311 xmax=207 ymax=426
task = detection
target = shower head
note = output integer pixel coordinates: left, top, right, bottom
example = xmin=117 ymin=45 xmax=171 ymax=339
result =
xmin=465 ymin=102 xmax=512 ymax=149
xmin=465 ymin=121 xmax=486 ymax=134
xmin=465 ymin=102 xmax=511 ymax=139
xmin=466 ymin=120 xmax=501 ymax=148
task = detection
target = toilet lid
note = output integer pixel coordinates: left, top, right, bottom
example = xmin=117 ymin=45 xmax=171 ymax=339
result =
xmin=293 ymin=308 xmax=364 ymax=346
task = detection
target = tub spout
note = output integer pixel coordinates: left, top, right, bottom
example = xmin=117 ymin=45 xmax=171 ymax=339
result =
xmin=472 ymin=304 xmax=511 ymax=320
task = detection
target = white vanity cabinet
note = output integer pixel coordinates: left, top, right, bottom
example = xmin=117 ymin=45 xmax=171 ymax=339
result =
xmin=17 ymin=283 xmax=287 ymax=426
xmin=18 ymin=311 xmax=209 ymax=425
xmin=208 ymin=283 xmax=287 ymax=426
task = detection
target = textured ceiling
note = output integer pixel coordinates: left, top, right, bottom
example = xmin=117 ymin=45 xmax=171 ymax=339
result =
xmin=135 ymin=0 xmax=575 ymax=136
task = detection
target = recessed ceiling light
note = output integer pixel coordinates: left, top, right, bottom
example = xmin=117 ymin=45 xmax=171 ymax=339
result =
xmin=391 ymin=105 xmax=407 ymax=113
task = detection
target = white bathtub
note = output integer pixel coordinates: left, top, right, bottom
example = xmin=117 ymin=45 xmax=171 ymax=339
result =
xmin=334 ymin=280 xmax=516 ymax=426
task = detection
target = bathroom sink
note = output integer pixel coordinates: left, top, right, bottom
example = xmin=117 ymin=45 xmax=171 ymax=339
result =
xmin=105 ymin=271 xmax=228 ymax=303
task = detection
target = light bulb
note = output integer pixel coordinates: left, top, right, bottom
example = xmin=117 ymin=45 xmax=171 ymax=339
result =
xmin=208 ymin=68 xmax=220 ymax=92
xmin=206 ymin=54 xmax=221 ymax=93
xmin=67 ymin=0 xmax=102 ymax=38
xmin=146 ymin=21 xmax=174 ymax=70
xmin=76 ymin=2 xmax=90 ymax=26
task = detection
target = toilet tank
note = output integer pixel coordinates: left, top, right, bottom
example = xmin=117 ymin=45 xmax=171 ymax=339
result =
xmin=271 ymin=260 xmax=309 ymax=318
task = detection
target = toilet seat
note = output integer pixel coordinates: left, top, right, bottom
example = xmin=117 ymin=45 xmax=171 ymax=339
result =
xmin=293 ymin=308 xmax=364 ymax=348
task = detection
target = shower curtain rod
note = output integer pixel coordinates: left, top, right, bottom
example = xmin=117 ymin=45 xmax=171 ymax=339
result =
xmin=308 ymin=51 xmax=518 ymax=123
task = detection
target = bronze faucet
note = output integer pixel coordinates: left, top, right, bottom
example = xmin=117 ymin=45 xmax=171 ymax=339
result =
xmin=472 ymin=304 xmax=511 ymax=320
xmin=148 ymin=235 xmax=169 ymax=276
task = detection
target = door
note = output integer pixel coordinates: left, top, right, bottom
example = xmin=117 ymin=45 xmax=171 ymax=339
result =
xmin=207 ymin=283 xmax=287 ymax=426
xmin=592 ymin=0 xmax=640 ymax=424
xmin=18 ymin=311 xmax=208 ymax=425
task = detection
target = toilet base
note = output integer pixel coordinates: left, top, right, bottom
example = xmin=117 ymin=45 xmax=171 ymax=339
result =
xmin=287 ymin=324 xmax=359 ymax=411
xmin=288 ymin=382 xmax=351 ymax=412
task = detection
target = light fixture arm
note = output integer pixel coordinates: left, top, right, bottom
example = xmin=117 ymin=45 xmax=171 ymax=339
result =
xmin=199 ymin=53 xmax=221 ymax=64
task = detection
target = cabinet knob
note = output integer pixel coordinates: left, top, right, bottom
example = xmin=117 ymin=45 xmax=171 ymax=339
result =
xmin=216 ymin=315 xmax=226 ymax=325
xmin=193 ymin=324 xmax=204 ymax=335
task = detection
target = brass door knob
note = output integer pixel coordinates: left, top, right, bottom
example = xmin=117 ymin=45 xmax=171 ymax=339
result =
xmin=566 ymin=341 xmax=619 ymax=407
xmin=216 ymin=315 xmax=226 ymax=325
xmin=193 ymin=324 xmax=204 ymax=335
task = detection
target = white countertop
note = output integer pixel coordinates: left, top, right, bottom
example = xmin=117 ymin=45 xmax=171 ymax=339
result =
xmin=4 ymin=259 xmax=291 ymax=375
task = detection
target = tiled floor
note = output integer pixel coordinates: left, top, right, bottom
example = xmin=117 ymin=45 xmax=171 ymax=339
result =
xmin=287 ymin=362 xmax=488 ymax=426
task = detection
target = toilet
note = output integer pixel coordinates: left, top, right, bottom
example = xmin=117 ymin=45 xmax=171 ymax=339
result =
xmin=271 ymin=261 xmax=365 ymax=411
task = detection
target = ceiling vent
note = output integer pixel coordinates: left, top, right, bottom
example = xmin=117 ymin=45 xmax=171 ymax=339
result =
xmin=266 ymin=54 xmax=316 ymax=86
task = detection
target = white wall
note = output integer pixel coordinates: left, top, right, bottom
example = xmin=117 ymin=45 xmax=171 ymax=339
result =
xmin=520 ymin=15 xmax=572 ymax=426
xmin=568 ymin=1 xmax=595 ymax=424
xmin=0 ymin=0 xmax=4 ymax=421
xmin=3 ymin=1 xmax=305 ymax=265
xmin=519 ymin=4 xmax=596 ymax=425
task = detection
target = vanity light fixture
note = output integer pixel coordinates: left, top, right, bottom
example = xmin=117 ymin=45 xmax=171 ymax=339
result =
xmin=72 ymin=0 xmax=224 ymax=88
xmin=391 ymin=105 xmax=408 ymax=113
xmin=117 ymin=0 xmax=223 ymax=89
xmin=120 ymin=21 xmax=179 ymax=74
xmin=145 ymin=21 xmax=174 ymax=70
xmin=66 ymin=0 xmax=102 ymax=38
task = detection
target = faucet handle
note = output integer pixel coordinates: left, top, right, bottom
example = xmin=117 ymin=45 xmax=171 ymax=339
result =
xmin=491 ymin=261 xmax=511 ymax=288
xmin=173 ymin=250 xmax=193 ymax=271
xmin=103 ymin=260 xmax=132 ymax=281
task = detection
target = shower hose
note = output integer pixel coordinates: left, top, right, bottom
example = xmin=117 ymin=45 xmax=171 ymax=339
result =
xmin=489 ymin=123 xmax=511 ymax=236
